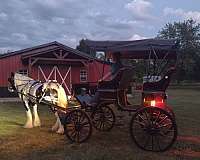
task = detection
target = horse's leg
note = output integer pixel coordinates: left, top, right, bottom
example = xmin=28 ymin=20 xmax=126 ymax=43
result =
xmin=24 ymin=101 xmax=33 ymax=128
xmin=52 ymin=111 xmax=59 ymax=132
xmin=33 ymin=104 xmax=41 ymax=127
xmin=54 ymin=111 xmax=64 ymax=134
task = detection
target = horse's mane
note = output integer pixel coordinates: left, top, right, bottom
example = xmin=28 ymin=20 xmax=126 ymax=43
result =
xmin=14 ymin=73 xmax=34 ymax=81
xmin=43 ymin=81 xmax=68 ymax=108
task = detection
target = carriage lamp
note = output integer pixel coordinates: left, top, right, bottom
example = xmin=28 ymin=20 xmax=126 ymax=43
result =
xmin=143 ymin=94 xmax=165 ymax=108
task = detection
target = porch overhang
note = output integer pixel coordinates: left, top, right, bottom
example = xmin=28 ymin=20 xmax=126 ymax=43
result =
xmin=25 ymin=57 xmax=89 ymax=67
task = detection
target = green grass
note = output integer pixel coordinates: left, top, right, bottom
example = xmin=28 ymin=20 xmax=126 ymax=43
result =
xmin=0 ymin=89 xmax=199 ymax=160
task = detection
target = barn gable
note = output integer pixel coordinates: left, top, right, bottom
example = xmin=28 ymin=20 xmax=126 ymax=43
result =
xmin=20 ymin=42 xmax=94 ymax=68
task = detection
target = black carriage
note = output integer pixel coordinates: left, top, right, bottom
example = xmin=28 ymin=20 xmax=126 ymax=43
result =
xmin=75 ymin=39 xmax=179 ymax=151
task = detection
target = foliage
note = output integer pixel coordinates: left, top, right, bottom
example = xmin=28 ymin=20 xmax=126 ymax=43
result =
xmin=76 ymin=39 xmax=96 ymax=57
xmin=157 ymin=19 xmax=200 ymax=82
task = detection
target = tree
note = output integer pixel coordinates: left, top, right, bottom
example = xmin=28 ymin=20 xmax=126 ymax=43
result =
xmin=157 ymin=19 xmax=200 ymax=82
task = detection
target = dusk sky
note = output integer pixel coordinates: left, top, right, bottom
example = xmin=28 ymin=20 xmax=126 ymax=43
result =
xmin=0 ymin=0 xmax=200 ymax=52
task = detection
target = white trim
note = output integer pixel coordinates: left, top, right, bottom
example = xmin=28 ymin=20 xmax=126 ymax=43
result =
xmin=47 ymin=66 xmax=56 ymax=80
xmin=56 ymin=66 xmax=71 ymax=94
xmin=70 ymin=66 xmax=72 ymax=91
xmin=38 ymin=66 xmax=47 ymax=81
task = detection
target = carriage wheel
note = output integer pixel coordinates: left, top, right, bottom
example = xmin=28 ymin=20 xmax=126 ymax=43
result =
xmin=64 ymin=109 xmax=92 ymax=143
xmin=91 ymin=104 xmax=115 ymax=131
xmin=165 ymin=106 xmax=175 ymax=120
xmin=130 ymin=107 xmax=177 ymax=152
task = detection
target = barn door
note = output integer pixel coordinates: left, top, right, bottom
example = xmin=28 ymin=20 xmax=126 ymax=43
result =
xmin=38 ymin=65 xmax=71 ymax=94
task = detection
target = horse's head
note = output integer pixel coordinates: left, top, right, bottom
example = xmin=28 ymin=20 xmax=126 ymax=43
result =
xmin=42 ymin=80 xmax=68 ymax=108
xmin=8 ymin=72 xmax=33 ymax=93
xmin=8 ymin=72 xmax=16 ymax=92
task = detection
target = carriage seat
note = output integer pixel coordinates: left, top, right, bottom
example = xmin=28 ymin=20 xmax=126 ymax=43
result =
xmin=98 ymin=67 xmax=133 ymax=90
xmin=76 ymin=67 xmax=135 ymax=106
xmin=143 ymin=67 xmax=175 ymax=92
xmin=97 ymin=67 xmax=135 ymax=104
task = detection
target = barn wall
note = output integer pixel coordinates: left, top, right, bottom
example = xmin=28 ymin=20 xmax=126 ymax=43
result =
xmin=0 ymin=55 xmax=27 ymax=86
xmin=0 ymin=55 xmax=27 ymax=97
xmin=88 ymin=61 xmax=111 ymax=82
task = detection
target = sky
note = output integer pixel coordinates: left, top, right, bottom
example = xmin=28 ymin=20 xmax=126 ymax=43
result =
xmin=0 ymin=0 xmax=200 ymax=53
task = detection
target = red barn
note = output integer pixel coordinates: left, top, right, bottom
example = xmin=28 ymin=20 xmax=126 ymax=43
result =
xmin=0 ymin=41 xmax=110 ymax=97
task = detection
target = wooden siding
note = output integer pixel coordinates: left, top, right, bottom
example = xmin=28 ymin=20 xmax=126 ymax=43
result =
xmin=0 ymin=54 xmax=27 ymax=87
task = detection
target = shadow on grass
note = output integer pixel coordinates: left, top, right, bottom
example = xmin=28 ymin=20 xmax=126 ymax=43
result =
xmin=2 ymin=120 xmax=24 ymax=127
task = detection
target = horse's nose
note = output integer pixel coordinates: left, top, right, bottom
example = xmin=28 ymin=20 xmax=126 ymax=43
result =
xmin=8 ymin=86 xmax=14 ymax=92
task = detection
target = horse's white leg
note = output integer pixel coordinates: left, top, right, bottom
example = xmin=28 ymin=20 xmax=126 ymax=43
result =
xmin=24 ymin=101 xmax=33 ymax=128
xmin=52 ymin=112 xmax=59 ymax=131
xmin=53 ymin=111 xmax=64 ymax=134
xmin=33 ymin=104 xmax=41 ymax=127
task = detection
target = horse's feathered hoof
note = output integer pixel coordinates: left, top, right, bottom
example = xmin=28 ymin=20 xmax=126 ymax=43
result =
xmin=23 ymin=124 xmax=33 ymax=129
xmin=52 ymin=124 xmax=59 ymax=132
xmin=33 ymin=121 xmax=41 ymax=127
xmin=56 ymin=127 xmax=64 ymax=134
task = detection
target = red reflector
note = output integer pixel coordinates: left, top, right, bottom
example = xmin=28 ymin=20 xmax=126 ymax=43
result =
xmin=143 ymin=96 xmax=165 ymax=108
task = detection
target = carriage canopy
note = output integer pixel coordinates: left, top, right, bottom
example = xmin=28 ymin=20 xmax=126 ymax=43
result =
xmin=108 ymin=39 xmax=179 ymax=59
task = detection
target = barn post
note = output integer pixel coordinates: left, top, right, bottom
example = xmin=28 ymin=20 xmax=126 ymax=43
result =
xmin=28 ymin=58 xmax=32 ymax=76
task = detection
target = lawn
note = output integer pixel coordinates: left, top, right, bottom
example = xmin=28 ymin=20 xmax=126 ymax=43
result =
xmin=0 ymin=89 xmax=199 ymax=160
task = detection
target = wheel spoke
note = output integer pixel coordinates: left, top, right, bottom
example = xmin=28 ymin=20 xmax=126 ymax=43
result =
xmin=138 ymin=114 xmax=148 ymax=125
xmin=143 ymin=134 xmax=151 ymax=149
xmin=153 ymin=110 xmax=161 ymax=125
xmin=77 ymin=131 xmax=80 ymax=142
xmin=134 ymin=120 xmax=146 ymax=127
xmin=72 ymin=131 xmax=77 ymax=140
xmin=144 ymin=110 xmax=150 ymax=124
xmin=151 ymin=135 xmax=154 ymax=151
xmin=81 ymin=122 xmax=90 ymax=127
xmin=158 ymin=115 xmax=168 ymax=125
xmin=155 ymin=135 xmax=161 ymax=151
xmin=159 ymin=130 xmax=174 ymax=137
xmin=158 ymin=123 xmax=172 ymax=128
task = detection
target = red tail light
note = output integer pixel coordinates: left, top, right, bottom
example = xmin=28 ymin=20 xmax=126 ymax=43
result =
xmin=143 ymin=94 xmax=165 ymax=108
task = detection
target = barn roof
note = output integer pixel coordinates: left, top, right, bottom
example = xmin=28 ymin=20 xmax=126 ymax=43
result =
xmin=0 ymin=41 xmax=94 ymax=60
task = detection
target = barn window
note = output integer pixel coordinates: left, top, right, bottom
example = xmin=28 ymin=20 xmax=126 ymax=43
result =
xmin=18 ymin=69 xmax=28 ymax=76
xmin=96 ymin=51 xmax=105 ymax=60
xmin=80 ymin=70 xmax=87 ymax=82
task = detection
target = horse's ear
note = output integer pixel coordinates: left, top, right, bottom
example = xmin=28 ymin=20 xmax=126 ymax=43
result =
xmin=11 ymin=72 xmax=14 ymax=77
xmin=8 ymin=78 xmax=11 ymax=82
xmin=8 ymin=72 xmax=14 ymax=82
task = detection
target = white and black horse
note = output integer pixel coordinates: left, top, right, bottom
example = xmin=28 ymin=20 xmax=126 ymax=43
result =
xmin=8 ymin=72 xmax=68 ymax=134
